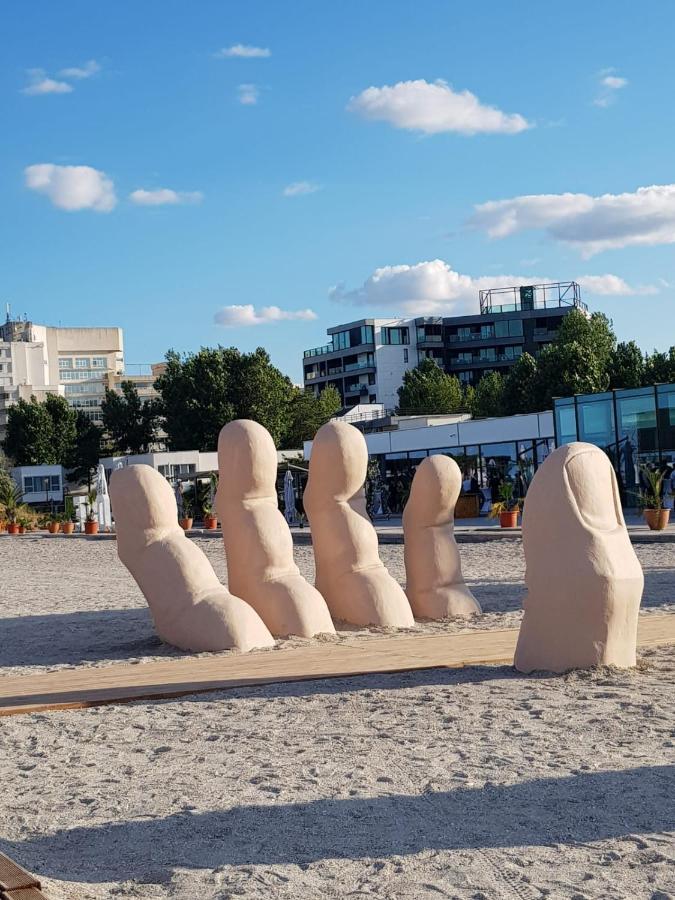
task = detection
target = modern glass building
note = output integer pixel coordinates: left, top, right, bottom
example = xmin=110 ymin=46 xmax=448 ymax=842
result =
xmin=553 ymin=383 xmax=675 ymax=503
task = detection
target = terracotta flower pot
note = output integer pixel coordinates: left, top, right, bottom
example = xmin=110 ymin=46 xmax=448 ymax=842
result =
xmin=85 ymin=520 xmax=99 ymax=535
xmin=499 ymin=510 xmax=519 ymax=528
xmin=644 ymin=508 xmax=670 ymax=531
xmin=18 ymin=525 xmax=26 ymax=534
xmin=179 ymin=518 xmax=194 ymax=531
xmin=62 ymin=521 xmax=75 ymax=535
xmin=47 ymin=521 xmax=61 ymax=534
xmin=8 ymin=523 xmax=20 ymax=535
xmin=203 ymin=515 xmax=218 ymax=530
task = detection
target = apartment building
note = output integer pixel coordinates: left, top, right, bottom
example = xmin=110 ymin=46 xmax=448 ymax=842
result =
xmin=303 ymin=318 xmax=420 ymax=411
xmin=0 ymin=313 xmax=124 ymax=442
xmin=302 ymin=282 xmax=587 ymax=411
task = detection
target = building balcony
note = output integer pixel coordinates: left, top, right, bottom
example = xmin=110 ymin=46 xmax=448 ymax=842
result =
xmin=345 ymin=384 xmax=370 ymax=395
xmin=304 ymin=344 xmax=334 ymax=358
xmin=344 ymin=361 xmax=375 ymax=372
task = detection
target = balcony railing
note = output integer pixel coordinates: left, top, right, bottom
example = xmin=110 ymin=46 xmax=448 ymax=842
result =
xmin=344 ymin=361 xmax=374 ymax=372
xmin=303 ymin=344 xmax=334 ymax=358
xmin=450 ymin=352 xmax=522 ymax=366
xmin=345 ymin=383 xmax=370 ymax=395
xmin=479 ymin=281 xmax=587 ymax=315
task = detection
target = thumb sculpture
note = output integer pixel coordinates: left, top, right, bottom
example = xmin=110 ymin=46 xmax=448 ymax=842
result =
xmin=304 ymin=420 xmax=414 ymax=628
xmin=109 ymin=465 xmax=274 ymax=653
xmin=403 ymin=455 xmax=481 ymax=619
xmin=216 ymin=419 xmax=335 ymax=638
xmin=514 ymin=442 xmax=643 ymax=674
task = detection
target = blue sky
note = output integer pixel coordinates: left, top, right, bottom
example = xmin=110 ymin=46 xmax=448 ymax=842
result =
xmin=3 ymin=0 xmax=674 ymax=381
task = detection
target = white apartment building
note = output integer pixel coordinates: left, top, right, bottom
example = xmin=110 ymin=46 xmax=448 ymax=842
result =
xmin=303 ymin=318 xmax=421 ymax=412
xmin=0 ymin=313 xmax=124 ymax=443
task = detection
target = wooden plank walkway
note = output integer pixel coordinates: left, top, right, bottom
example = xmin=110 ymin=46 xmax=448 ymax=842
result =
xmin=0 ymin=851 xmax=47 ymax=900
xmin=1 ymin=615 xmax=673 ymax=718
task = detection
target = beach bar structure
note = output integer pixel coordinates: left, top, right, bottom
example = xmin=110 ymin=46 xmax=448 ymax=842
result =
xmin=554 ymin=382 xmax=675 ymax=503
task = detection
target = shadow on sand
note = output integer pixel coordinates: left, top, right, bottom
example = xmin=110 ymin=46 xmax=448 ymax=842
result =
xmin=3 ymin=765 xmax=672 ymax=884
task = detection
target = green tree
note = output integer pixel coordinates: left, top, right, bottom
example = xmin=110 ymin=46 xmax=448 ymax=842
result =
xmin=2 ymin=395 xmax=70 ymax=465
xmin=101 ymin=381 xmax=160 ymax=454
xmin=44 ymin=394 xmax=77 ymax=467
xmin=502 ymin=352 xmax=539 ymax=414
xmin=644 ymin=347 xmax=675 ymax=385
xmin=556 ymin=310 xmax=616 ymax=370
xmin=68 ymin=411 xmax=104 ymax=486
xmin=155 ymin=346 xmax=296 ymax=450
xmin=226 ymin=347 xmax=295 ymax=446
xmin=470 ymin=371 xmax=505 ymax=418
xmin=284 ymin=385 xmax=342 ymax=448
xmin=608 ymin=341 xmax=645 ymax=389
xmin=396 ymin=358 xmax=463 ymax=415
xmin=535 ymin=341 xmax=609 ymax=408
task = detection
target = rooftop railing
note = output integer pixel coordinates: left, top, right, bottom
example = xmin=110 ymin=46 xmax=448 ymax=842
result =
xmin=303 ymin=344 xmax=334 ymax=358
xmin=479 ymin=281 xmax=587 ymax=315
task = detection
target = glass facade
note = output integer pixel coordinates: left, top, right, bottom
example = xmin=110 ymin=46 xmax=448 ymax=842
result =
xmin=554 ymin=384 xmax=675 ymax=504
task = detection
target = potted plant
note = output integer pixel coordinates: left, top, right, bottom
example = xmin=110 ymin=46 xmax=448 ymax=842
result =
xmin=47 ymin=516 xmax=61 ymax=534
xmin=61 ymin=497 xmax=76 ymax=534
xmin=179 ymin=497 xmax=193 ymax=531
xmin=85 ymin=489 xmax=99 ymax=535
xmin=639 ymin=467 xmax=670 ymax=531
xmin=202 ymin=501 xmax=218 ymax=530
xmin=488 ymin=481 xmax=522 ymax=528
xmin=0 ymin=479 xmax=23 ymax=534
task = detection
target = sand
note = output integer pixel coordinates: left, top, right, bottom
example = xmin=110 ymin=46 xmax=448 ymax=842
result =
xmin=1 ymin=535 xmax=673 ymax=678
xmin=1 ymin=536 xmax=674 ymax=899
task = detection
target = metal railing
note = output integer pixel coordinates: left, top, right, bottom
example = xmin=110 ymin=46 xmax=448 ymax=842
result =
xmin=479 ymin=281 xmax=587 ymax=315
xmin=303 ymin=344 xmax=334 ymax=358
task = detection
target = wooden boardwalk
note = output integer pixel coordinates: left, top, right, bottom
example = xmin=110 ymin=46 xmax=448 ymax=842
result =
xmin=1 ymin=615 xmax=673 ymax=718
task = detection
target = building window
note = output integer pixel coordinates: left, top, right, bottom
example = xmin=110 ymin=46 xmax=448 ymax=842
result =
xmin=91 ymin=357 xmax=107 ymax=368
xmin=23 ymin=476 xmax=34 ymax=493
xmin=75 ymin=358 xmax=91 ymax=368
xmin=59 ymin=358 xmax=73 ymax=369
xmin=382 ymin=327 xmax=409 ymax=345
xmin=403 ymin=349 xmax=409 ymax=363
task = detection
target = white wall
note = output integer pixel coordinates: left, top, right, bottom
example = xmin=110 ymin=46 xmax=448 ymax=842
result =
xmin=303 ymin=411 xmax=555 ymax=460
xmin=13 ymin=465 xmax=64 ymax=504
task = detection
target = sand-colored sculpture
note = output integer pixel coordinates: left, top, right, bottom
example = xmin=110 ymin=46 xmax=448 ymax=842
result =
xmin=109 ymin=465 xmax=274 ymax=653
xmin=514 ymin=442 xmax=643 ymax=673
xmin=403 ymin=455 xmax=481 ymax=619
xmin=216 ymin=420 xmax=335 ymax=638
xmin=304 ymin=421 xmax=415 ymax=627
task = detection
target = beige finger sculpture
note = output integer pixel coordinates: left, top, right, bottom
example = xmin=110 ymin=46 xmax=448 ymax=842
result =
xmin=110 ymin=465 xmax=274 ymax=653
xmin=216 ymin=419 xmax=335 ymax=638
xmin=304 ymin=421 xmax=414 ymax=627
xmin=514 ymin=442 xmax=643 ymax=674
xmin=403 ymin=455 xmax=481 ymax=619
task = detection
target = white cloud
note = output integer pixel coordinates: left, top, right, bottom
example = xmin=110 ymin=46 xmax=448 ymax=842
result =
xmin=594 ymin=69 xmax=628 ymax=107
xmin=59 ymin=59 xmax=100 ymax=79
xmin=282 ymin=181 xmax=321 ymax=197
xmin=216 ymin=44 xmax=270 ymax=58
xmin=129 ymin=188 xmax=203 ymax=206
xmin=329 ymin=260 xmax=547 ymax=316
xmin=347 ymin=79 xmax=531 ymax=136
xmin=469 ymin=184 xmax=675 ymax=256
xmin=576 ymin=274 xmax=658 ymax=296
xmin=214 ymin=305 xmax=317 ymax=327
xmin=22 ymin=69 xmax=72 ymax=95
xmin=24 ymin=163 xmax=116 ymax=212
xmin=237 ymin=83 xmax=259 ymax=105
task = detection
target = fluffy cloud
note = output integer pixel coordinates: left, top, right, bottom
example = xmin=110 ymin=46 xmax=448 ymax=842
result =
xmin=348 ymin=79 xmax=531 ymax=136
xmin=22 ymin=69 xmax=72 ymax=95
xmin=329 ymin=260 xmax=546 ymax=315
xmin=237 ymin=83 xmax=259 ymax=105
xmin=214 ymin=305 xmax=318 ymax=327
xmin=576 ymin=274 xmax=657 ymax=296
xmin=216 ymin=44 xmax=270 ymax=58
xmin=24 ymin=163 xmax=116 ymax=212
xmin=594 ymin=69 xmax=628 ymax=107
xmin=329 ymin=260 xmax=655 ymax=314
xmin=282 ymin=181 xmax=321 ymax=197
xmin=469 ymin=184 xmax=675 ymax=256
xmin=59 ymin=59 xmax=100 ymax=79
xmin=129 ymin=188 xmax=203 ymax=206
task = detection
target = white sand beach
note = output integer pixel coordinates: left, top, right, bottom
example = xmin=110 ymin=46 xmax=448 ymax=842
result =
xmin=0 ymin=535 xmax=674 ymax=899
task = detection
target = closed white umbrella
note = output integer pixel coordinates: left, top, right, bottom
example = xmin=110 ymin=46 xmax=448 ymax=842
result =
xmin=283 ymin=469 xmax=297 ymax=526
xmin=96 ymin=463 xmax=112 ymax=530
xmin=174 ymin=481 xmax=184 ymax=518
